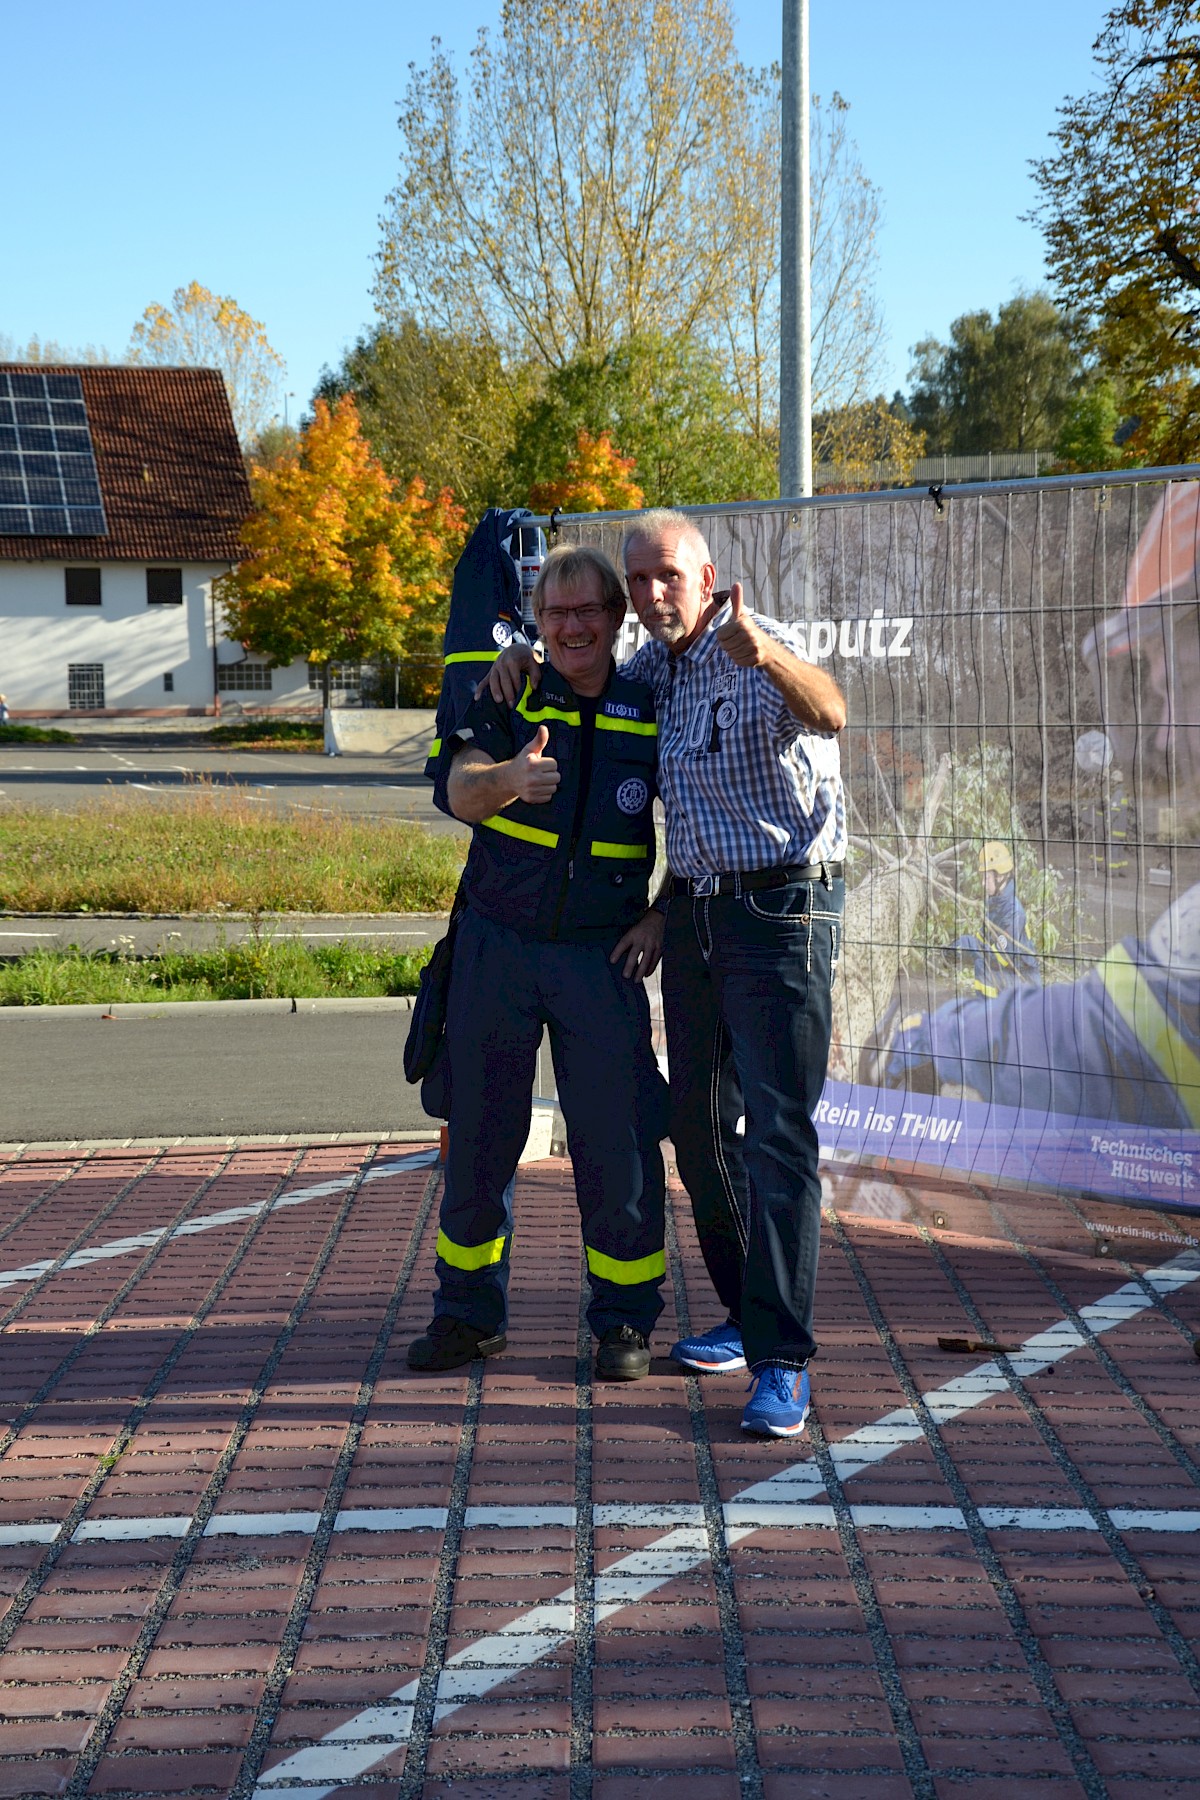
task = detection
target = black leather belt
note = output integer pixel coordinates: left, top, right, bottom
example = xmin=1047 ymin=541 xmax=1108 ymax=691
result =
xmin=672 ymin=860 xmax=844 ymax=898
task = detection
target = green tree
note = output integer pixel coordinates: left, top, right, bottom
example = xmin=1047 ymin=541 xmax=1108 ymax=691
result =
xmin=504 ymin=333 xmax=775 ymax=508
xmin=376 ymin=0 xmax=883 ymax=455
xmin=217 ymin=395 xmax=465 ymax=707
xmin=1055 ymin=377 xmax=1124 ymax=470
xmin=812 ymin=394 xmax=926 ymax=490
xmin=1031 ymin=0 xmax=1200 ymax=463
xmin=314 ymin=319 xmax=527 ymax=521
xmin=907 ymin=292 xmax=1081 ymax=454
xmin=129 ymin=281 xmax=284 ymax=445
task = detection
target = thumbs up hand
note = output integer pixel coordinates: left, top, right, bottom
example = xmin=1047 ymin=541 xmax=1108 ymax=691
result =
xmin=714 ymin=581 xmax=765 ymax=667
xmin=511 ymin=724 xmax=560 ymax=803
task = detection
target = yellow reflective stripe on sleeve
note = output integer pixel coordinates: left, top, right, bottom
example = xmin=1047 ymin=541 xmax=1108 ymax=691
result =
xmin=585 ymin=1245 xmax=666 ymax=1285
xmin=590 ymin=840 xmax=649 ymax=859
xmin=1099 ymin=944 xmax=1200 ymax=1126
xmin=597 ymin=714 xmax=658 ymax=737
xmin=428 ymin=737 xmax=441 ymax=758
xmin=516 ymin=679 xmax=580 ymax=728
xmin=436 ymin=1228 xmax=507 ymax=1271
xmin=481 ymin=813 xmax=560 ymax=849
xmin=445 ymin=651 xmax=499 ymax=664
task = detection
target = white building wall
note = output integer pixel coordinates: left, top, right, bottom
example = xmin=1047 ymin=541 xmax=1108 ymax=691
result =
xmin=0 ymin=561 xmax=313 ymax=715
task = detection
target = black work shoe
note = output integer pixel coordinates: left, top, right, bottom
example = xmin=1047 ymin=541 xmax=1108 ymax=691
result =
xmin=595 ymin=1324 xmax=651 ymax=1381
xmin=407 ymin=1317 xmax=507 ymax=1372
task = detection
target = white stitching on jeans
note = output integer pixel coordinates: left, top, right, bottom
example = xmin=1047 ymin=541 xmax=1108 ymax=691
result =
xmin=709 ymin=1017 xmax=748 ymax=1255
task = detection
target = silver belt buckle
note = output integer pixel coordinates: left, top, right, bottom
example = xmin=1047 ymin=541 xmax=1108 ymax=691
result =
xmin=692 ymin=874 xmax=717 ymax=897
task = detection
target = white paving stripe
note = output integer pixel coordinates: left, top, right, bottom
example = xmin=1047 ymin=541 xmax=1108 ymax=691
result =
xmin=250 ymin=1247 xmax=1200 ymax=1795
xmin=3 ymin=1501 xmax=1200 ymax=1555
xmin=0 ymin=1148 xmax=440 ymax=1292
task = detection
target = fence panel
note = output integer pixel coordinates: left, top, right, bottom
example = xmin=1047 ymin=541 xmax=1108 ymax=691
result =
xmin=561 ymin=476 xmax=1200 ymax=1216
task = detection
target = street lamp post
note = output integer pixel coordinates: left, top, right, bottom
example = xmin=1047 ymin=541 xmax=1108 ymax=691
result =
xmin=779 ymin=0 xmax=811 ymax=500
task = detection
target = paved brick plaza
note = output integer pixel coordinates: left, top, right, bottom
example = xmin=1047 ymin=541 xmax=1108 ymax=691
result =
xmin=0 ymin=1142 xmax=1197 ymax=1797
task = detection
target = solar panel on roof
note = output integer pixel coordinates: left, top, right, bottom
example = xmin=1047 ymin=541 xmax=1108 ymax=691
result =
xmin=0 ymin=371 xmax=107 ymax=537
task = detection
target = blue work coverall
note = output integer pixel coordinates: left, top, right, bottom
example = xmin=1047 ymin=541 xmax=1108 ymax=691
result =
xmin=950 ymin=876 xmax=1040 ymax=993
xmin=430 ymin=663 xmax=668 ymax=1341
xmin=884 ymin=934 xmax=1200 ymax=1130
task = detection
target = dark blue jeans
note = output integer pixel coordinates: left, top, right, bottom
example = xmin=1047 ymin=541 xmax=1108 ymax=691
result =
xmin=662 ymin=875 xmax=844 ymax=1372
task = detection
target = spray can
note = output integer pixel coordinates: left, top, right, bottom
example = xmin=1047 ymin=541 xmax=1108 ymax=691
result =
xmin=512 ymin=525 xmax=546 ymax=638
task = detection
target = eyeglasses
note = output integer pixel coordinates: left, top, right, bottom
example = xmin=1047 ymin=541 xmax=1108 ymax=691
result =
xmin=539 ymin=602 xmax=609 ymax=627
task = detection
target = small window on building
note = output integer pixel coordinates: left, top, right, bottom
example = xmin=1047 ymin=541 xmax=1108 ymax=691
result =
xmin=65 ymin=567 xmax=101 ymax=606
xmin=217 ymin=659 xmax=274 ymax=692
xmin=163 ymin=672 xmax=174 ymax=693
xmin=68 ymin=663 xmax=105 ymax=710
xmin=146 ymin=567 xmax=183 ymax=605
xmin=308 ymin=660 xmax=361 ymax=695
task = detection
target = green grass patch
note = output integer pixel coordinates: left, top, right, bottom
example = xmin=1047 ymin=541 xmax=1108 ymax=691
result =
xmin=0 ymin=938 xmax=433 ymax=1005
xmin=0 ymin=723 xmax=76 ymax=745
xmin=0 ymin=785 xmax=464 ymax=913
xmin=209 ymin=719 xmax=324 ymax=751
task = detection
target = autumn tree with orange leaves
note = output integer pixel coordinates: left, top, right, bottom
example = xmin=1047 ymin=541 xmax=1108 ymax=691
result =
xmin=528 ymin=430 xmax=644 ymax=516
xmin=217 ymin=395 xmax=465 ymax=707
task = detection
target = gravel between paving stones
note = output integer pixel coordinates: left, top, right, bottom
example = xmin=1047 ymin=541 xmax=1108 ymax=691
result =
xmin=0 ymin=1144 xmax=1195 ymax=1795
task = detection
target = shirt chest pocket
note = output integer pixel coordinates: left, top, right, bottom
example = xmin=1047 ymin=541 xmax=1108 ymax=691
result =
xmin=591 ymin=736 xmax=656 ymax=857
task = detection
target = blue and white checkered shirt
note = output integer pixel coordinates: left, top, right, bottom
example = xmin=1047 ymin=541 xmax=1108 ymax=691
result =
xmin=623 ymin=613 xmax=846 ymax=880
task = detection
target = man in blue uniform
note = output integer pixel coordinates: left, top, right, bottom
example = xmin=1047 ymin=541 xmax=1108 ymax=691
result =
xmin=489 ymin=509 xmax=847 ymax=1437
xmin=949 ymin=841 xmax=1040 ymax=994
xmin=408 ymin=543 xmax=668 ymax=1381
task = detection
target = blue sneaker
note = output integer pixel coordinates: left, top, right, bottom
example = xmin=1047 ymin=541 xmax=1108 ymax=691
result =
xmin=741 ymin=1365 xmax=811 ymax=1437
xmin=670 ymin=1319 xmax=746 ymax=1372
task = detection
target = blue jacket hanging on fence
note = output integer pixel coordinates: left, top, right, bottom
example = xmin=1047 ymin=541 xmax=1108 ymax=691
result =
xmin=424 ymin=507 xmax=538 ymax=781
xmin=880 ymin=925 xmax=1200 ymax=1130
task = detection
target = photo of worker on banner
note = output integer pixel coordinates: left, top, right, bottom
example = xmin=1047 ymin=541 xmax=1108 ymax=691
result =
xmin=815 ymin=477 xmax=1200 ymax=1212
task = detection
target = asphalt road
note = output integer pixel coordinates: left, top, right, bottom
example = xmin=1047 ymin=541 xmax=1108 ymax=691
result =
xmin=0 ymin=1003 xmax=424 ymax=1141
xmin=0 ymin=1000 xmax=560 ymax=1144
xmin=0 ymin=734 xmax=466 ymax=835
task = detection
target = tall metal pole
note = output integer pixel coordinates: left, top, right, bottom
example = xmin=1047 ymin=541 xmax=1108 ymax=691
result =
xmin=779 ymin=0 xmax=811 ymax=499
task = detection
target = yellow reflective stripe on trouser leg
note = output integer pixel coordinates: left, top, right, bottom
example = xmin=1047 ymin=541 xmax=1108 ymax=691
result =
xmin=1099 ymin=944 xmax=1200 ymax=1126
xmin=590 ymin=840 xmax=649 ymax=859
xmin=481 ymin=814 xmax=560 ymax=849
xmin=585 ymin=1245 xmax=666 ymax=1285
xmin=436 ymin=1228 xmax=508 ymax=1271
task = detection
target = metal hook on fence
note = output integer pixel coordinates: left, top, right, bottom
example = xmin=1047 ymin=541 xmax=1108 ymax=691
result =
xmin=927 ymin=484 xmax=945 ymax=514
xmin=549 ymin=507 xmax=563 ymax=542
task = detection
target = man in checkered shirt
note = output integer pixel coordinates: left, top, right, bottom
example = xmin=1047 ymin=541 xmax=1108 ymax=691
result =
xmin=490 ymin=508 xmax=846 ymax=1438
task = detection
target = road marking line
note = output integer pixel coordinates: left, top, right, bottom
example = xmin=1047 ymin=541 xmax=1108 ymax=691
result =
xmin=2 ymin=1501 xmax=1197 ymax=1554
xmin=252 ymin=1247 xmax=1200 ymax=1794
xmin=0 ymin=1149 xmax=440 ymax=1292
xmin=0 ymin=932 xmax=57 ymax=938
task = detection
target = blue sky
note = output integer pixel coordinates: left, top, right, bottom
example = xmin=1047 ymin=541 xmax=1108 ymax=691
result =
xmin=2 ymin=1 xmax=1108 ymax=421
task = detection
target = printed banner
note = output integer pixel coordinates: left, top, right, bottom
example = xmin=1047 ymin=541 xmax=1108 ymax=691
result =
xmin=577 ymin=477 xmax=1200 ymax=1218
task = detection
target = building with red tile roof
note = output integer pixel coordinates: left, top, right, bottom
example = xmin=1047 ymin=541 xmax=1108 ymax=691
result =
xmin=0 ymin=364 xmax=313 ymax=717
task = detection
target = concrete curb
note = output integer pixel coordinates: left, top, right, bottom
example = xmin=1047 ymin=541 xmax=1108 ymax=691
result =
xmin=0 ymin=995 xmax=417 ymax=1020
